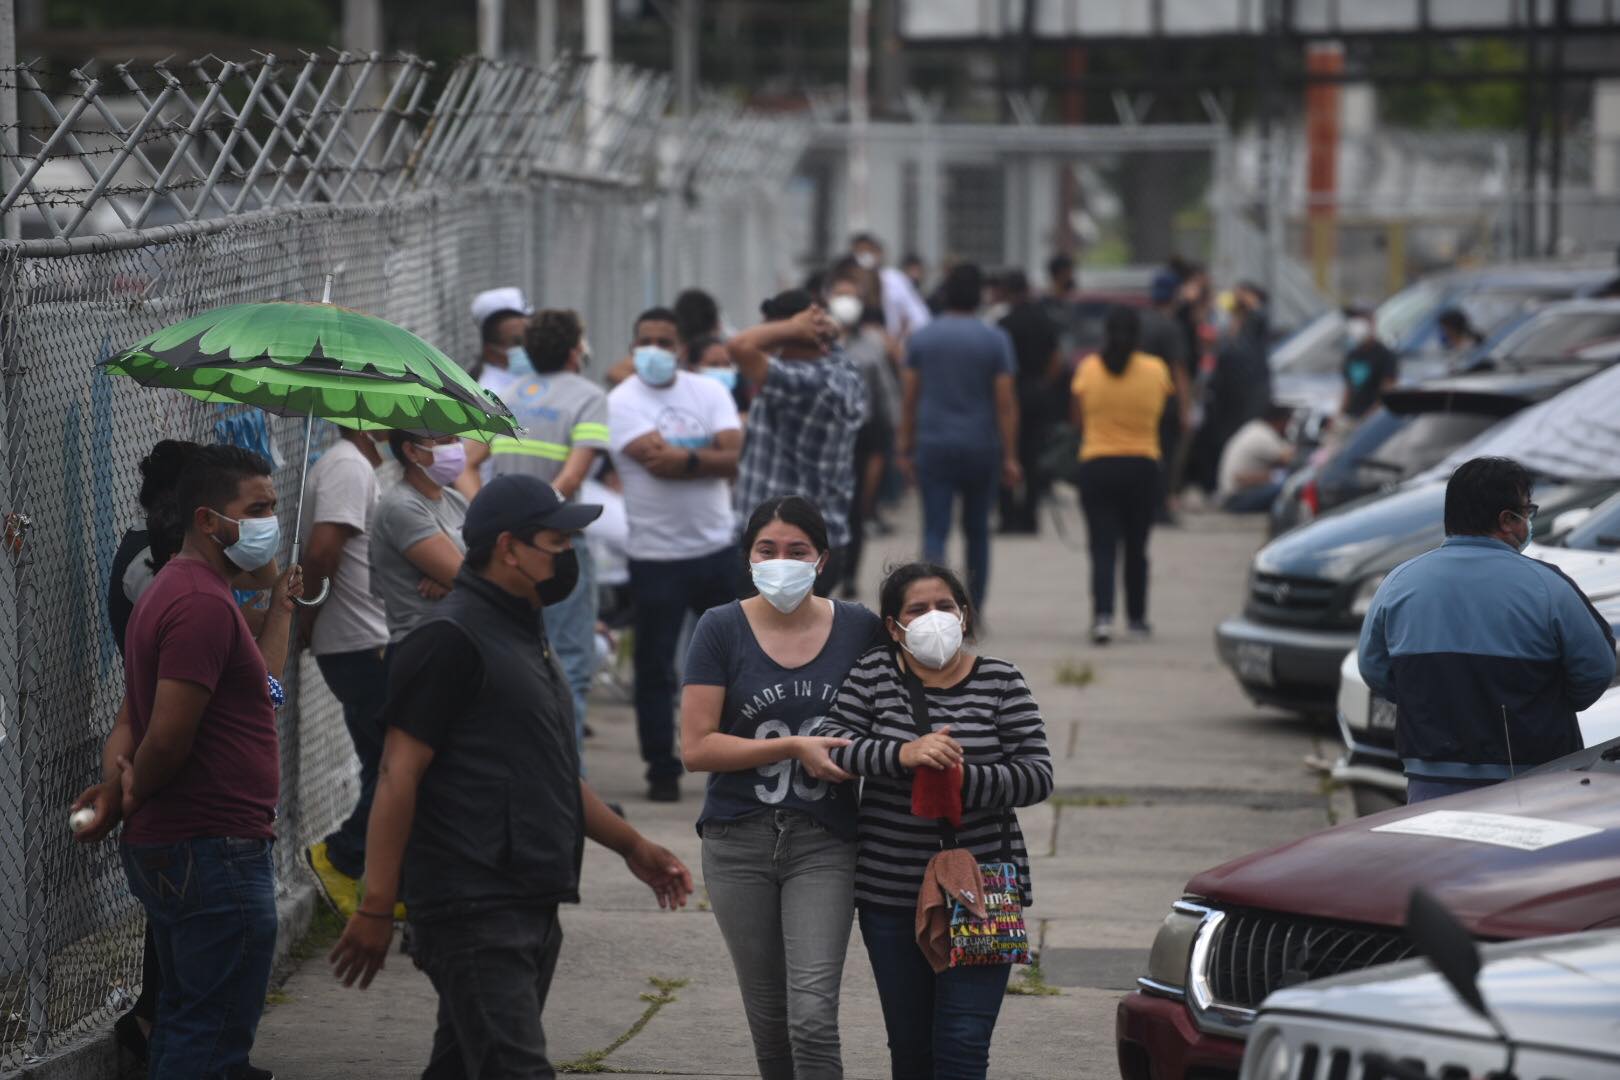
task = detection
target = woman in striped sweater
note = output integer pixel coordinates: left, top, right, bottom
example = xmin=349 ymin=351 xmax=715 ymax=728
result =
xmin=820 ymin=562 xmax=1052 ymax=1080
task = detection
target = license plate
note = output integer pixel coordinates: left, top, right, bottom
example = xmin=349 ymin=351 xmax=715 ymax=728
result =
xmin=1234 ymin=642 xmax=1275 ymax=687
xmin=1369 ymin=697 xmax=1398 ymax=732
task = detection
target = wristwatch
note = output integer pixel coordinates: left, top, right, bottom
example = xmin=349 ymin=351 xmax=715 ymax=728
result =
xmin=685 ymin=450 xmax=700 ymax=475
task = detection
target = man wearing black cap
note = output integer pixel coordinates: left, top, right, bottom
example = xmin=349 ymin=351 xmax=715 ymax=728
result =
xmin=328 ymin=474 xmax=694 ymax=1078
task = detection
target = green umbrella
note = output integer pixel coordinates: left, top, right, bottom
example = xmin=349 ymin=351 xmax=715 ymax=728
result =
xmin=103 ymin=288 xmax=519 ymax=606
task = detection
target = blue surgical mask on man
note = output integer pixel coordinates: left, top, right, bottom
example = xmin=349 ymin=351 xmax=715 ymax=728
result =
xmin=210 ymin=510 xmax=281 ymax=572
xmin=634 ymin=346 xmax=678 ymax=387
xmin=506 ymin=344 xmax=535 ymax=377
xmin=701 ymin=365 xmax=739 ymax=391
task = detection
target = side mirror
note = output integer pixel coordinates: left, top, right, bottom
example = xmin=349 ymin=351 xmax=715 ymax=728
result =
xmin=1405 ymin=888 xmax=1487 ymax=1019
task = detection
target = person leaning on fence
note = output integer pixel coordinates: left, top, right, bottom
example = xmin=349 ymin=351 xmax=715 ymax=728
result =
xmin=72 ymin=446 xmax=288 ymax=1080
xmin=1358 ymin=456 xmax=1617 ymax=804
xmin=680 ymin=496 xmax=887 ymax=1080
xmin=326 ymin=475 xmax=694 ymax=1080
xmin=299 ymin=424 xmax=396 ymax=920
xmin=816 ymin=562 xmax=1053 ymax=1080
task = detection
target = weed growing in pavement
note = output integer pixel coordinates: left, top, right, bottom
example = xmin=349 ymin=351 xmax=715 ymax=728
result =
xmin=558 ymin=976 xmax=691 ymax=1073
xmin=264 ymin=988 xmax=293 ymax=1006
xmin=1006 ymin=962 xmax=1062 ymax=997
xmin=1055 ymin=660 xmax=1095 ymax=687
xmin=289 ymin=904 xmax=347 ymax=964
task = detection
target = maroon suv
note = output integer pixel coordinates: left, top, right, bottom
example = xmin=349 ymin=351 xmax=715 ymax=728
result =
xmin=1115 ymin=740 xmax=1620 ymax=1080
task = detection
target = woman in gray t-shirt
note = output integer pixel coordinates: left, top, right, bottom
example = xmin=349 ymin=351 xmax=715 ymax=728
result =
xmin=680 ymin=496 xmax=884 ymax=1080
xmin=370 ymin=431 xmax=470 ymax=648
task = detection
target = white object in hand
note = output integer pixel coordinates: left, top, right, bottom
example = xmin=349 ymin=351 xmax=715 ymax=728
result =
xmin=68 ymin=807 xmax=96 ymax=833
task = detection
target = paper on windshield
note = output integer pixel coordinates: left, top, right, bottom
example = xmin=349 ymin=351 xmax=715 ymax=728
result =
xmin=1372 ymin=810 xmax=1601 ymax=851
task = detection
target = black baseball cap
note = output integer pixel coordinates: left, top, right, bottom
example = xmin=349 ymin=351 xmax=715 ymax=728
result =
xmin=463 ymin=474 xmax=602 ymax=546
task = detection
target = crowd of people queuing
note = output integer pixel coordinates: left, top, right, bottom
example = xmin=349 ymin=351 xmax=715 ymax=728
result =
xmin=66 ymin=231 xmax=1308 ymax=1080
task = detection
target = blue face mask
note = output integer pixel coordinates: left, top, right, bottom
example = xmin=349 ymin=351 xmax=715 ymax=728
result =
xmin=211 ymin=510 xmax=280 ymax=572
xmin=506 ymin=344 xmax=535 ymax=377
xmin=634 ymin=346 xmax=678 ymax=388
xmin=701 ymin=366 xmax=739 ymax=391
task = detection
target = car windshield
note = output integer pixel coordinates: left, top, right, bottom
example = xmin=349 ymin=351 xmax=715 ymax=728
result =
xmin=1365 ymin=412 xmax=1506 ymax=476
xmin=1373 ymin=279 xmax=1443 ymax=346
xmin=1560 ymin=491 xmax=1620 ymax=550
xmin=1489 ymin=310 xmax=1620 ymax=366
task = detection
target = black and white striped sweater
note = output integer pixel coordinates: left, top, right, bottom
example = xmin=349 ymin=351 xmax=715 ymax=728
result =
xmin=818 ymin=647 xmax=1053 ymax=911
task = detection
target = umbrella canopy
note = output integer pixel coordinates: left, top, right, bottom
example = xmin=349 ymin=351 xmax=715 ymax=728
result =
xmin=104 ymin=301 xmax=518 ymax=440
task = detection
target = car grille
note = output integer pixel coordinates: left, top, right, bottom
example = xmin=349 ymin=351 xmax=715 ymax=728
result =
xmin=1206 ymin=909 xmax=1417 ymax=1009
xmin=1248 ymin=572 xmax=1339 ymax=624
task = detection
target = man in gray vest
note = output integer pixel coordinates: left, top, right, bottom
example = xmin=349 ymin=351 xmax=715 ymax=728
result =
xmin=328 ymin=474 xmax=693 ymax=1078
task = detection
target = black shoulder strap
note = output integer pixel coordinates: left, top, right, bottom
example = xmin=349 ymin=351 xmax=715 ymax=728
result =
xmin=897 ymin=647 xmax=1011 ymax=861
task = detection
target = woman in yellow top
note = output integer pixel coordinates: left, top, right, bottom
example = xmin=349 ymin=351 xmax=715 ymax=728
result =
xmin=1069 ymin=306 xmax=1175 ymax=644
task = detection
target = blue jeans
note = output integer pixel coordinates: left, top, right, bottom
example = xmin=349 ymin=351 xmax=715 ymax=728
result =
xmin=1221 ymin=481 xmax=1284 ymax=514
xmin=542 ymin=542 xmax=598 ymax=776
xmin=316 ymin=647 xmax=389 ymax=878
xmin=857 ymin=905 xmax=1011 ymax=1080
xmin=629 ymin=545 xmax=738 ymax=781
xmin=121 ymin=838 xmax=278 ymax=1080
xmin=916 ymin=444 xmax=999 ymax=612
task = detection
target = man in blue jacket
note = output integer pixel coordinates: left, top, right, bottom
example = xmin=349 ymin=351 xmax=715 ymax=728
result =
xmin=1359 ymin=456 xmax=1617 ymax=803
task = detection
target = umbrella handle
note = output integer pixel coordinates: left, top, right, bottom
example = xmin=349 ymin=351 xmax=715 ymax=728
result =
xmin=293 ymin=577 xmax=332 ymax=608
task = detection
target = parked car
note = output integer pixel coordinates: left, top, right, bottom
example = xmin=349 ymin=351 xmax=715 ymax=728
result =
xmin=1461 ymin=297 xmax=1620 ymax=373
xmin=1269 ymin=263 xmax=1620 ymax=418
xmin=1115 ymin=737 xmax=1620 ymax=1080
xmin=1333 ymin=494 xmax=1620 ymax=813
xmin=1268 ymin=367 xmax=1597 ymax=537
xmin=1240 ymin=930 xmax=1620 ymax=1080
xmin=1215 ymin=476 xmax=1616 ymax=715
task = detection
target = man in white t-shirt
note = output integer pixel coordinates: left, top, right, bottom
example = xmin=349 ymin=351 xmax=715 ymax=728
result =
xmin=608 ymin=306 xmax=743 ymax=802
xmin=852 ymin=232 xmax=931 ymax=339
xmin=298 ymin=426 xmax=392 ymax=917
xmin=1218 ymin=404 xmax=1296 ymax=514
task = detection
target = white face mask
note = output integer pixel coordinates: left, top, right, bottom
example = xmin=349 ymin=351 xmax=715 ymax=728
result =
xmin=751 ymin=558 xmax=819 ymax=614
xmin=828 ymin=294 xmax=863 ymax=328
xmin=899 ymin=609 xmax=964 ymax=670
xmin=854 ymin=250 xmax=879 ymax=270
xmin=1344 ymin=317 xmax=1372 ymax=347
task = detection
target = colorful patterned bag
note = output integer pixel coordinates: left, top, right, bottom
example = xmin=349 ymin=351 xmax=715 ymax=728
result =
xmin=903 ymin=658 xmax=1032 ymax=969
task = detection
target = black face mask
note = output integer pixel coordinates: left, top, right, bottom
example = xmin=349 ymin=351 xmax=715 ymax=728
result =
xmin=534 ymin=548 xmax=580 ymax=607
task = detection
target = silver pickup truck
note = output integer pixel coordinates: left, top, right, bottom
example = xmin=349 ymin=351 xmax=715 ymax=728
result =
xmin=1240 ymin=930 xmax=1620 ymax=1080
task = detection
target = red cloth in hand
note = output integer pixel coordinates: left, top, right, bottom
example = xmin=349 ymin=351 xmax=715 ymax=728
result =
xmin=911 ymin=763 xmax=963 ymax=826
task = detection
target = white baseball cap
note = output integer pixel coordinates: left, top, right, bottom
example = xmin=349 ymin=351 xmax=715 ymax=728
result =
xmin=470 ymin=286 xmax=533 ymax=327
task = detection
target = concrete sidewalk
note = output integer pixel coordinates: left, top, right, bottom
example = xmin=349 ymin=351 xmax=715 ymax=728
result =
xmin=254 ymin=505 xmax=1342 ymax=1078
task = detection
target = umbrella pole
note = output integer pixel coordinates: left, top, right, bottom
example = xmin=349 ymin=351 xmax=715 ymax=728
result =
xmin=289 ymin=412 xmax=330 ymax=608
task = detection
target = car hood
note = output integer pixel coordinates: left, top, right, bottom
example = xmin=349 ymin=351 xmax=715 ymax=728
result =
xmin=1261 ymin=931 xmax=1620 ymax=1060
xmin=1255 ymin=483 xmax=1446 ymax=582
xmin=1187 ymin=772 xmax=1620 ymax=939
xmin=1524 ymin=544 xmax=1620 ymax=601
xmin=1256 ymin=480 xmax=1616 ymax=583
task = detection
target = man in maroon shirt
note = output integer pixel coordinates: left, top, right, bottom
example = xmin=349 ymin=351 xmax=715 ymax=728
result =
xmin=73 ymin=445 xmax=284 ymax=1080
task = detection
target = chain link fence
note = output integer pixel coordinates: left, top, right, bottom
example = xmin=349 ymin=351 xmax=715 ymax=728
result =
xmin=0 ymin=51 xmax=806 ymax=1072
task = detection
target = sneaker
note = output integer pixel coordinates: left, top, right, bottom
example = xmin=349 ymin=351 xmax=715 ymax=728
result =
xmin=647 ymin=777 xmax=681 ymax=803
xmin=305 ymin=842 xmax=359 ymax=919
xmin=1128 ymin=621 xmax=1153 ymax=641
xmin=1091 ymin=618 xmax=1114 ymax=646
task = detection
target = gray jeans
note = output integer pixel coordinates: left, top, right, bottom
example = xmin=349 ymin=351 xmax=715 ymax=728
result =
xmin=702 ymin=810 xmax=857 ymax=1080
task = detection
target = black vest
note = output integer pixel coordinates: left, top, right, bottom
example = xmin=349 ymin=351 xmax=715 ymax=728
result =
xmin=401 ymin=570 xmax=584 ymax=921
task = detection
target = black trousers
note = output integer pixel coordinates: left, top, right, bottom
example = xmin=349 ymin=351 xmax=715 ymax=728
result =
xmin=414 ymin=905 xmax=564 ymax=1080
xmin=1078 ymin=456 xmax=1160 ymax=623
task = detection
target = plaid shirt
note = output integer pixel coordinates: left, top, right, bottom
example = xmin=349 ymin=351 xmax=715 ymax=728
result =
xmin=735 ymin=350 xmax=868 ymax=548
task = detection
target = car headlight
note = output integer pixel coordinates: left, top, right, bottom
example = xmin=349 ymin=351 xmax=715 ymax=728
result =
xmin=1350 ymin=573 xmax=1387 ymax=617
xmin=1145 ymin=903 xmax=1207 ymax=992
xmin=1244 ymin=1027 xmax=1293 ymax=1080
